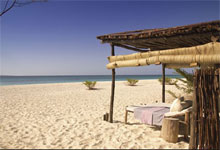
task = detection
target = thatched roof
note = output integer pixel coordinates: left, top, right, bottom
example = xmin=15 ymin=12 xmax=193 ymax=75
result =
xmin=97 ymin=20 xmax=220 ymax=51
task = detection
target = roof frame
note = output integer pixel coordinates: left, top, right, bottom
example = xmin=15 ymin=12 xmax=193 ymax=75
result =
xmin=97 ymin=20 xmax=220 ymax=51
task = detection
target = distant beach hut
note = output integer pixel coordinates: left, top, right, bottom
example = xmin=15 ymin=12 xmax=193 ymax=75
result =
xmin=97 ymin=20 xmax=220 ymax=149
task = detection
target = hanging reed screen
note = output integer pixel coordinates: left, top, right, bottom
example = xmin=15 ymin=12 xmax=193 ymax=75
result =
xmin=193 ymin=68 xmax=220 ymax=149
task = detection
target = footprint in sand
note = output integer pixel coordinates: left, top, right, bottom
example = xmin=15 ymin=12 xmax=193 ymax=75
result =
xmin=91 ymin=141 xmax=103 ymax=148
xmin=135 ymin=134 xmax=145 ymax=140
xmin=119 ymin=141 xmax=130 ymax=148
xmin=94 ymin=134 xmax=102 ymax=139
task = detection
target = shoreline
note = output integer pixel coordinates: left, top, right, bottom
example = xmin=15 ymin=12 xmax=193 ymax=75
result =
xmin=0 ymin=79 xmax=151 ymax=87
xmin=0 ymin=74 xmax=180 ymax=76
xmin=0 ymin=75 xmax=183 ymax=86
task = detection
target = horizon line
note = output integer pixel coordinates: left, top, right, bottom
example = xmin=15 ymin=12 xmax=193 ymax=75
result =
xmin=0 ymin=74 xmax=180 ymax=76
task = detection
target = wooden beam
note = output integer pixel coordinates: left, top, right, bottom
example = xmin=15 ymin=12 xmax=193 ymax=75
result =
xmin=162 ymin=64 xmax=166 ymax=103
xmin=109 ymin=44 xmax=115 ymax=123
xmin=155 ymin=61 xmax=161 ymax=65
xmin=112 ymin=43 xmax=149 ymax=52
xmin=190 ymin=62 xmax=199 ymax=67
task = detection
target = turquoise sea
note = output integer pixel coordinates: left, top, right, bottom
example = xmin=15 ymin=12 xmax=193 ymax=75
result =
xmin=0 ymin=75 xmax=181 ymax=86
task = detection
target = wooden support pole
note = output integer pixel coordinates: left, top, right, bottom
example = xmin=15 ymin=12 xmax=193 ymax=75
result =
xmin=184 ymin=111 xmax=190 ymax=140
xmin=162 ymin=64 xmax=166 ymax=103
xmin=109 ymin=44 xmax=115 ymax=123
xmin=189 ymin=73 xmax=197 ymax=149
xmin=125 ymin=109 xmax=128 ymax=124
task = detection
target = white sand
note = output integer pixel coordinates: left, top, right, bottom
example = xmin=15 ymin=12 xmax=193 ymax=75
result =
xmin=0 ymin=80 xmax=189 ymax=149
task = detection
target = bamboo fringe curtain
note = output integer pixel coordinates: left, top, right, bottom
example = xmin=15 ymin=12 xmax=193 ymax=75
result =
xmin=106 ymin=42 xmax=220 ymax=69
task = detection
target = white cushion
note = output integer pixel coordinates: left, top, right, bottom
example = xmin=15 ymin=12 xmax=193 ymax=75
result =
xmin=170 ymin=98 xmax=183 ymax=112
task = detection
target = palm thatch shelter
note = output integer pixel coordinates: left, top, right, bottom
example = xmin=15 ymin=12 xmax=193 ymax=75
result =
xmin=97 ymin=20 xmax=220 ymax=149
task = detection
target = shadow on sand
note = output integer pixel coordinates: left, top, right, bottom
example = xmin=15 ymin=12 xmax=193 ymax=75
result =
xmin=86 ymin=88 xmax=104 ymax=90
xmin=108 ymin=120 xmax=189 ymax=143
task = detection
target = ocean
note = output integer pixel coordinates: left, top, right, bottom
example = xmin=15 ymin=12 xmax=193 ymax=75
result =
xmin=0 ymin=75 xmax=182 ymax=86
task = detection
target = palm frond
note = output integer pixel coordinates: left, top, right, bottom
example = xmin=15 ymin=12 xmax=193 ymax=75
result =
xmin=166 ymin=90 xmax=178 ymax=98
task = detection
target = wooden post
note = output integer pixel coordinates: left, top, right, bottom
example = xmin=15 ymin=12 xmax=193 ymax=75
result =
xmin=162 ymin=64 xmax=166 ymax=103
xmin=189 ymin=72 xmax=198 ymax=149
xmin=109 ymin=44 xmax=115 ymax=123
xmin=184 ymin=111 xmax=190 ymax=140
xmin=125 ymin=109 xmax=128 ymax=124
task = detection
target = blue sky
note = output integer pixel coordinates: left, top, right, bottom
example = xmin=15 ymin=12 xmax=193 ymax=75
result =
xmin=1 ymin=0 xmax=219 ymax=75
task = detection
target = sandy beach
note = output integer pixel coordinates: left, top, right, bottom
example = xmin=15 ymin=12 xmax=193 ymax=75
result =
xmin=0 ymin=79 xmax=189 ymax=149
